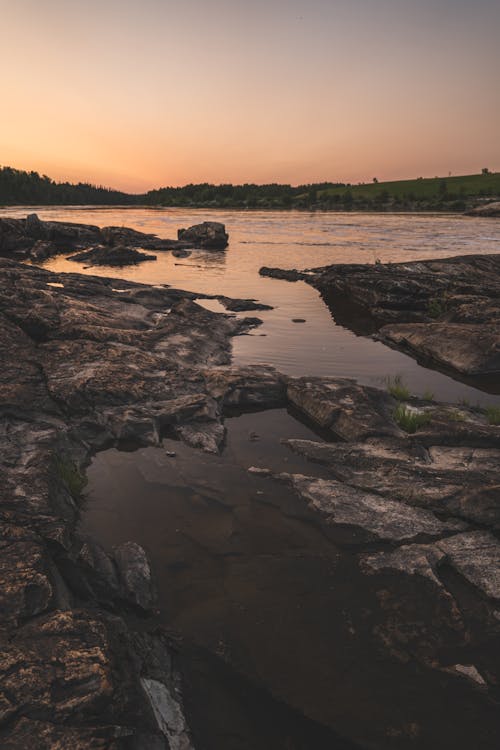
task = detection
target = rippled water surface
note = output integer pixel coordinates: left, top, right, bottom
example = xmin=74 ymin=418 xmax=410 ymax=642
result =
xmin=3 ymin=206 xmax=499 ymax=402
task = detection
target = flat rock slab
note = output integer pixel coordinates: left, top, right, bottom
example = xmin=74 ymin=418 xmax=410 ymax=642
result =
xmin=257 ymin=472 xmax=466 ymax=544
xmin=380 ymin=322 xmax=500 ymax=375
xmin=287 ymin=376 xmax=401 ymax=440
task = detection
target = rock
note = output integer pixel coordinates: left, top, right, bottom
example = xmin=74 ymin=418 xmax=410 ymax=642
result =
xmin=0 ymin=215 xmax=197 ymax=260
xmin=260 ymin=254 xmax=500 ymax=379
xmin=68 ymin=245 xmax=157 ymax=266
xmin=285 ymin=437 xmax=500 ymax=527
xmin=101 ymin=225 xmax=158 ymax=246
xmin=113 ymin=541 xmax=154 ymax=610
xmin=141 ymin=677 xmax=194 ymax=750
xmin=29 ymin=240 xmax=58 ymax=261
xmin=171 ymin=248 xmax=192 ymax=258
xmin=176 ymin=421 xmax=226 ymax=454
xmin=361 ymin=530 xmax=500 ymax=602
xmin=292 ymin=318 xmax=306 ymax=323
xmin=259 ymin=472 xmax=465 ymax=544
xmin=380 ymin=322 xmax=500 ymax=375
xmin=466 ymin=201 xmax=500 ymax=217
xmin=445 ymin=664 xmax=487 ymax=687
xmin=177 ymin=221 xmax=229 ymax=249
xmin=0 ymin=256 xmax=270 ymax=746
xmin=204 ymin=365 xmax=288 ymax=409
xmin=217 ymin=296 xmax=273 ymax=311
xmin=287 ymin=377 xmax=401 ymax=440
xmin=260 ymin=266 xmax=308 ymax=281
xmin=25 ymin=213 xmax=47 ymax=239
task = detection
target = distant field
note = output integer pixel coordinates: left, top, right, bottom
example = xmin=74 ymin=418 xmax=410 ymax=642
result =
xmin=319 ymin=172 xmax=500 ymax=200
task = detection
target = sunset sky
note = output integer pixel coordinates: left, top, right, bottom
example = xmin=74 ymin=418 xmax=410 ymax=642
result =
xmin=1 ymin=0 xmax=499 ymax=192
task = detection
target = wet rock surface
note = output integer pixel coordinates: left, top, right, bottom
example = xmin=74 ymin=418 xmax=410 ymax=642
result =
xmin=259 ymin=254 xmax=500 ymax=378
xmin=3 ymin=245 xmax=500 ymax=747
xmin=0 ymin=257 xmax=266 ymax=747
xmin=68 ymin=245 xmax=157 ymax=266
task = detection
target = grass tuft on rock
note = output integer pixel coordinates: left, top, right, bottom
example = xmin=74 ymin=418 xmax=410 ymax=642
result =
xmin=394 ymin=404 xmax=432 ymax=433
xmin=386 ymin=375 xmax=411 ymax=401
xmin=54 ymin=456 xmax=87 ymax=499
xmin=484 ymin=406 xmax=500 ymax=426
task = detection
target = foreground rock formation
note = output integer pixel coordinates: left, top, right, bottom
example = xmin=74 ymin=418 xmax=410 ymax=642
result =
xmin=0 ymin=257 xmax=267 ymax=747
xmin=0 ymin=214 xmax=229 ymax=263
xmin=2 ymin=254 xmax=500 ymax=747
xmin=248 ymin=376 xmax=500 ymax=747
xmin=261 ymin=253 xmax=500 ymax=379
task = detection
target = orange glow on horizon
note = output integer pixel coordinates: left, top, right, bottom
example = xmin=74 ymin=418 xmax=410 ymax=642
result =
xmin=1 ymin=0 xmax=499 ymax=193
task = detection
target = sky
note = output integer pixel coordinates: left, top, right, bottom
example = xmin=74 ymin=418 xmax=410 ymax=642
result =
xmin=1 ymin=0 xmax=499 ymax=192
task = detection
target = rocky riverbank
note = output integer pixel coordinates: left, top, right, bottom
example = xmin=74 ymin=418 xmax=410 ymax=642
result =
xmin=2 ymin=243 xmax=500 ymax=747
xmin=0 ymin=214 xmax=229 ymax=264
xmin=261 ymin=254 xmax=500 ymax=381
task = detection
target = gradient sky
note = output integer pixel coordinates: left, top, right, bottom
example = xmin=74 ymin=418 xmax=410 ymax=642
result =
xmin=1 ymin=0 xmax=499 ymax=192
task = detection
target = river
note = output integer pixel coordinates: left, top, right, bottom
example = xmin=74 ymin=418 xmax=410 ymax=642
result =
xmin=3 ymin=206 xmax=500 ymax=403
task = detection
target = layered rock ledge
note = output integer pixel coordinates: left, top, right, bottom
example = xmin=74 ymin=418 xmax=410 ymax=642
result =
xmin=260 ymin=254 xmax=500 ymax=379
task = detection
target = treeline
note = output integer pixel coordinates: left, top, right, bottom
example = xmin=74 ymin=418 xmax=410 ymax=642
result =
xmin=0 ymin=166 xmax=141 ymax=205
xmin=1 ymin=165 xmax=499 ymax=211
xmin=144 ymin=182 xmax=345 ymax=209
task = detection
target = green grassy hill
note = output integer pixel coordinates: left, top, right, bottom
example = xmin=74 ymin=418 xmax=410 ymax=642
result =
xmin=318 ymin=172 xmax=500 ymax=202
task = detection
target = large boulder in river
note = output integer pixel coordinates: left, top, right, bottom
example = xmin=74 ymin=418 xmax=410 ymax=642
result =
xmin=177 ymin=221 xmax=229 ymax=249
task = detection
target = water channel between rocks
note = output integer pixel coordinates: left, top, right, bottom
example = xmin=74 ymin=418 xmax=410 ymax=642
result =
xmin=5 ymin=207 xmax=498 ymax=747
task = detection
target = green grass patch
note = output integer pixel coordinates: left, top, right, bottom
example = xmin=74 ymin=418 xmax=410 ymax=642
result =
xmin=484 ymin=406 xmax=500 ymax=425
xmin=427 ymin=296 xmax=450 ymax=319
xmin=447 ymin=410 xmax=466 ymax=422
xmin=386 ymin=375 xmax=411 ymax=401
xmin=422 ymin=389 xmax=435 ymax=401
xmin=319 ymin=172 xmax=500 ymax=202
xmin=394 ymin=404 xmax=432 ymax=433
xmin=54 ymin=456 xmax=87 ymax=499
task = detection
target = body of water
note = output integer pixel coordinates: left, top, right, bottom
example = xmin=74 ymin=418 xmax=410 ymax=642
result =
xmin=2 ymin=206 xmax=499 ymax=403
